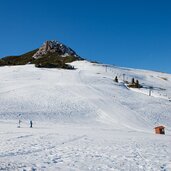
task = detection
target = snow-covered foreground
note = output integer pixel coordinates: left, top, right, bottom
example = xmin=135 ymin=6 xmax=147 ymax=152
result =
xmin=0 ymin=121 xmax=171 ymax=171
xmin=0 ymin=61 xmax=171 ymax=170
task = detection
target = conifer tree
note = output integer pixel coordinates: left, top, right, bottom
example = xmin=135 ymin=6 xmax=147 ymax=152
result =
xmin=135 ymin=80 xmax=139 ymax=88
xmin=114 ymin=76 xmax=118 ymax=83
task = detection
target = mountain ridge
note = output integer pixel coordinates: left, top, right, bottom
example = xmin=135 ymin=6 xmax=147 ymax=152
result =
xmin=0 ymin=40 xmax=83 ymax=68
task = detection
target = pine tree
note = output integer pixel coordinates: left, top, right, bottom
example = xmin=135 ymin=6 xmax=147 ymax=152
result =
xmin=135 ymin=80 xmax=139 ymax=88
xmin=114 ymin=76 xmax=118 ymax=83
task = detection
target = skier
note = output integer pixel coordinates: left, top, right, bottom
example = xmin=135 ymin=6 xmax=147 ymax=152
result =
xmin=18 ymin=120 xmax=21 ymax=128
xmin=30 ymin=120 xmax=33 ymax=128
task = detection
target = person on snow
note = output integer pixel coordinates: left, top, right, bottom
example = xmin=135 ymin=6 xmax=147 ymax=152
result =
xmin=18 ymin=120 xmax=21 ymax=128
xmin=30 ymin=120 xmax=33 ymax=128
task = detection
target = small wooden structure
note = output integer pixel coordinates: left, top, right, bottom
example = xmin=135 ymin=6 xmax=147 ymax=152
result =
xmin=154 ymin=126 xmax=165 ymax=135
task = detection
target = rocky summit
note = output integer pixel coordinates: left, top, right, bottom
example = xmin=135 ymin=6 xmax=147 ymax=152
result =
xmin=33 ymin=40 xmax=79 ymax=59
xmin=0 ymin=40 xmax=82 ymax=68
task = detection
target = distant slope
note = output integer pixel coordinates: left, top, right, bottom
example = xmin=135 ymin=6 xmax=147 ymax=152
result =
xmin=0 ymin=60 xmax=170 ymax=132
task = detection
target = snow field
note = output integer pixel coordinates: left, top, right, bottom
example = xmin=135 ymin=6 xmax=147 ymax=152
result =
xmin=0 ymin=121 xmax=170 ymax=171
xmin=0 ymin=60 xmax=171 ymax=170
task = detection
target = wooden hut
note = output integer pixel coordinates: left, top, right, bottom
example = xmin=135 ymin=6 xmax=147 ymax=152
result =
xmin=154 ymin=126 xmax=165 ymax=135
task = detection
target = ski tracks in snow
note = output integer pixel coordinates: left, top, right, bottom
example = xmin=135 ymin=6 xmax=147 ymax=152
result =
xmin=0 ymin=122 xmax=171 ymax=171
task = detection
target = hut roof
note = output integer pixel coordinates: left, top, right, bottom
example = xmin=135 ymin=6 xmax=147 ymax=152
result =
xmin=154 ymin=125 xmax=165 ymax=129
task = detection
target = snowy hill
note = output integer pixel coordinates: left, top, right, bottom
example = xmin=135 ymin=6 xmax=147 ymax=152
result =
xmin=0 ymin=60 xmax=171 ymax=170
xmin=0 ymin=60 xmax=170 ymax=130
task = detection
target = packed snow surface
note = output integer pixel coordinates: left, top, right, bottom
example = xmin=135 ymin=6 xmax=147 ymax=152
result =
xmin=0 ymin=61 xmax=171 ymax=170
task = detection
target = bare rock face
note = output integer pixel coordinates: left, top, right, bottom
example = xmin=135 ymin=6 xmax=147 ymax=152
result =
xmin=33 ymin=40 xmax=79 ymax=59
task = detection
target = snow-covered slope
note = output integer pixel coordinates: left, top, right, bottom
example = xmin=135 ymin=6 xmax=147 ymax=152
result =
xmin=0 ymin=61 xmax=171 ymax=170
xmin=0 ymin=60 xmax=170 ymax=130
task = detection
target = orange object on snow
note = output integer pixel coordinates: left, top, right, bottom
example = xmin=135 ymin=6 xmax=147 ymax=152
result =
xmin=154 ymin=126 xmax=165 ymax=135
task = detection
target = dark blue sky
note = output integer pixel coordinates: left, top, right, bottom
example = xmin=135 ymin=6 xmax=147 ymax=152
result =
xmin=0 ymin=0 xmax=171 ymax=73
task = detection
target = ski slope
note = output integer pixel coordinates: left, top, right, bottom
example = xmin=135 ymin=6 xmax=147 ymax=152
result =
xmin=0 ymin=60 xmax=171 ymax=170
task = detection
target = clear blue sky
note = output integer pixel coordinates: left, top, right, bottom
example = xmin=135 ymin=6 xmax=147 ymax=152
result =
xmin=0 ymin=0 xmax=171 ymax=73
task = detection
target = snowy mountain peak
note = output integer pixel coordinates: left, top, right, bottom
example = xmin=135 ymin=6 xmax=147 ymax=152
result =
xmin=33 ymin=40 xmax=79 ymax=59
